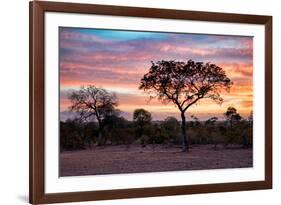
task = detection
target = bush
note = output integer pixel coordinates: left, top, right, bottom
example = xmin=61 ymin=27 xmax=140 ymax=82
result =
xmin=60 ymin=120 xmax=85 ymax=150
xmin=60 ymin=119 xmax=98 ymax=150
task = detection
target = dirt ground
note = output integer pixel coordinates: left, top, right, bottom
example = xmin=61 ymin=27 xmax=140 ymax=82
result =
xmin=60 ymin=144 xmax=253 ymax=176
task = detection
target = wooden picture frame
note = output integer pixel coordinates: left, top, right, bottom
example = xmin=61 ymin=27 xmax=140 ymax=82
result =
xmin=29 ymin=1 xmax=272 ymax=204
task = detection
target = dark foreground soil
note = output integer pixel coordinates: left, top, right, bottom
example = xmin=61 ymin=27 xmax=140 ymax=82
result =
xmin=60 ymin=144 xmax=253 ymax=176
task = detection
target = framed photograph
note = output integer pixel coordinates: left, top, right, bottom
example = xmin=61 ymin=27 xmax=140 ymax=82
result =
xmin=29 ymin=1 xmax=272 ymax=204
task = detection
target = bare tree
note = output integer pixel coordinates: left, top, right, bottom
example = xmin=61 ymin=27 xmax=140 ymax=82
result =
xmin=68 ymin=85 xmax=118 ymax=145
xmin=139 ymin=60 xmax=232 ymax=151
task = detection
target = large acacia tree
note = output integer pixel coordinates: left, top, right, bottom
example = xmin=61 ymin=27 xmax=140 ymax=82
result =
xmin=139 ymin=60 xmax=232 ymax=151
xmin=68 ymin=85 xmax=118 ymax=145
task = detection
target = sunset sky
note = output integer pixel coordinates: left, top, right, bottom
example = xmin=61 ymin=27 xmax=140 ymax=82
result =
xmin=59 ymin=27 xmax=253 ymax=121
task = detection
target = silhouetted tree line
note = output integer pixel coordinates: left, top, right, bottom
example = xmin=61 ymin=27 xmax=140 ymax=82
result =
xmin=60 ymin=59 xmax=253 ymax=151
xmin=60 ymin=106 xmax=253 ymax=150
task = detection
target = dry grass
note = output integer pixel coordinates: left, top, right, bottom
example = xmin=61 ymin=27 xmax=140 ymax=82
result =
xmin=60 ymin=144 xmax=253 ymax=176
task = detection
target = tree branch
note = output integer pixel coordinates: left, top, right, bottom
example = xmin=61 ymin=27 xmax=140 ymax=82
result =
xmin=183 ymin=96 xmax=203 ymax=112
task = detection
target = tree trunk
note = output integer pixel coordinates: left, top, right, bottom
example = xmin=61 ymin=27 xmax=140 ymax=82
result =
xmin=96 ymin=118 xmax=103 ymax=146
xmin=97 ymin=128 xmax=103 ymax=146
xmin=181 ymin=112 xmax=189 ymax=152
xmin=139 ymin=125 xmax=143 ymax=138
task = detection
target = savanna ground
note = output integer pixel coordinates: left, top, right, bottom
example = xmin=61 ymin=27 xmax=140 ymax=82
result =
xmin=60 ymin=144 xmax=253 ymax=176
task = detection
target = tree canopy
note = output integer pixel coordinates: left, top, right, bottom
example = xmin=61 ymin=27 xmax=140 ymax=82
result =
xmin=133 ymin=108 xmax=152 ymax=138
xmin=224 ymin=106 xmax=242 ymax=123
xmin=68 ymin=85 xmax=118 ymax=122
xmin=133 ymin=109 xmax=152 ymax=126
xmin=139 ymin=60 xmax=233 ymax=112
